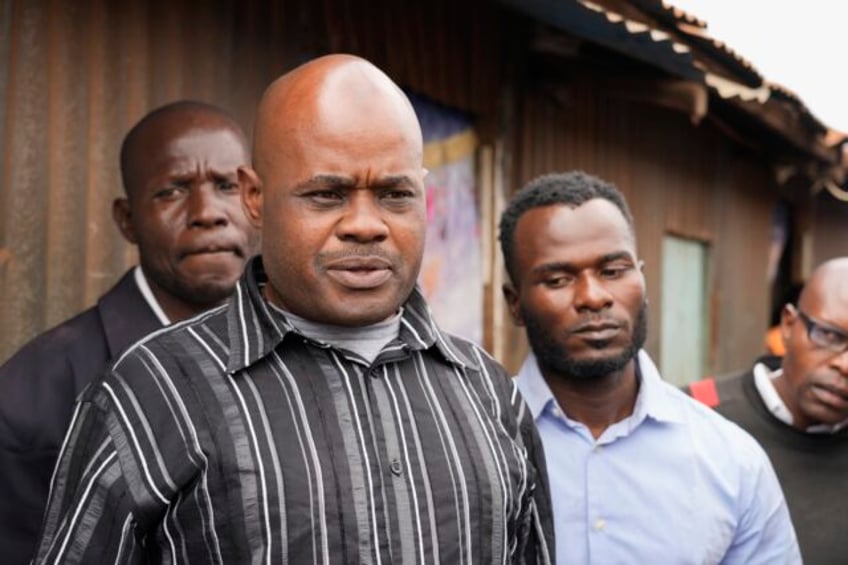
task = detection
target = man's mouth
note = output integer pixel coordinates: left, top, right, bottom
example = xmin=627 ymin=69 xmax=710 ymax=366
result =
xmin=182 ymin=244 xmax=241 ymax=259
xmin=571 ymin=321 xmax=622 ymax=341
xmin=325 ymin=257 xmax=393 ymax=290
xmin=811 ymin=383 xmax=848 ymax=409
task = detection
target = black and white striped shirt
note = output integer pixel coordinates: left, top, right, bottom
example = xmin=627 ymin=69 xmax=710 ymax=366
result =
xmin=35 ymin=257 xmax=554 ymax=564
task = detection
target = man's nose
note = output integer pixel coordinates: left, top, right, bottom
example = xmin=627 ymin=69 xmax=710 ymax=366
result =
xmin=336 ymin=191 xmax=389 ymax=243
xmin=187 ymin=184 xmax=228 ymax=228
xmin=573 ymin=274 xmax=613 ymax=312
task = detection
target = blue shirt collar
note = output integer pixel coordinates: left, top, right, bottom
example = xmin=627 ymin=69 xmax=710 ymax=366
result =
xmin=516 ymin=349 xmax=685 ymax=426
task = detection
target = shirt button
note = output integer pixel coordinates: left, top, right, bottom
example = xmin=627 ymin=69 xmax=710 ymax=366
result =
xmin=390 ymin=459 xmax=403 ymax=476
xmin=594 ymin=518 xmax=606 ymax=532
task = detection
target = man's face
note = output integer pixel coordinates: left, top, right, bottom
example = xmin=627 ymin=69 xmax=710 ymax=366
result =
xmin=504 ymin=200 xmax=647 ymax=381
xmin=120 ymin=127 xmax=258 ymax=309
xmin=780 ymin=289 xmax=848 ymax=427
xmin=245 ymin=100 xmax=427 ymax=327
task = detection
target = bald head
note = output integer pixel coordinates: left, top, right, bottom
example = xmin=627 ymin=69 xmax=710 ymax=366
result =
xmin=798 ymin=257 xmax=848 ymax=313
xmin=120 ymin=100 xmax=248 ymax=197
xmin=251 ymin=54 xmax=422 ymax=184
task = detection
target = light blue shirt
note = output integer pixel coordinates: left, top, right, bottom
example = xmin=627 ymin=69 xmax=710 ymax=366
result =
xmin=516 ymin=351 xmax=800 ymax=565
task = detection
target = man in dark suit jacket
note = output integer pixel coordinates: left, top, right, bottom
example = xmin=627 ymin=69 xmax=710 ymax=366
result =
xmin=0 ymin=100 xmax=259 ymax=563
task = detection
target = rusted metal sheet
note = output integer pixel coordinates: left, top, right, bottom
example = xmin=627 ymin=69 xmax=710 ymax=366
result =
xmin=0 ymin=0 xmax=811 ymax=376
xmin=0 ymin=0 xmax=501 ymax=362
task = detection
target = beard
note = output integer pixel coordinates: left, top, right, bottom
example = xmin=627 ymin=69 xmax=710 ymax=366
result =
xmin=525 ymin=301 xmax=648 ymax=382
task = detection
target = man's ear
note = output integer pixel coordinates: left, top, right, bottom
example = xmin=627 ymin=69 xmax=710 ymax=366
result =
xmin=502 ymin=282 xmax=525 ymax=326
xmin=239 ymin=166 xmax=263 ymax=228
xmin=780 ymin=303 xmax=797 ymax=345
xmin=112 ymin=197 xmax=137 ymax=244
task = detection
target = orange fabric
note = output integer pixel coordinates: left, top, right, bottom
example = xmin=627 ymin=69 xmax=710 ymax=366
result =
xmin=765 ymin=326 xmax=786 ymax=356
xmin=689 ymin=378 xmax=720 ymax=408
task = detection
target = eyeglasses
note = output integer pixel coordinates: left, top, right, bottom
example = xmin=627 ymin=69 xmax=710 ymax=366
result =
xmin=794 ymin=307 xmax=848 ymax=355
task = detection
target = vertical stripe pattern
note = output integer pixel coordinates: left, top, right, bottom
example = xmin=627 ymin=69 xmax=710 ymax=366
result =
xmin=34 ymin=257 xmax=553 ymax=564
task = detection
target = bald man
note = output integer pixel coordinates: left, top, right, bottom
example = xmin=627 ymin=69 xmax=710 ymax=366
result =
xmin=33 ymin=55 xmax=553 ymax=564
xmin=687 ymin=258 xmax=848 ymax=563
xmin=1 ymin=100 xmax=258 ymax=564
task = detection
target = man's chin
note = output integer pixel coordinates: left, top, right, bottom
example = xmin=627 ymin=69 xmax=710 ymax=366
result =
xmin=180 ymin=278 xmax=240 ymax=306
xmin=322 ymin=281 xmax=409 ymax=325
xmin=324 ymin=296 xmax=402 ymax=327
xmin=538 ymin=346 xmax=637 ymax=382
xmin=803 ymin=401 xmax=848 ymax=427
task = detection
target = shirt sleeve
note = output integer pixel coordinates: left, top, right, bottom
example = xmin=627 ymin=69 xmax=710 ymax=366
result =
xmin=33 ymin=397 xmax=144 ymax=564
xmin=721 ymin=444 xmax=801 ymax=564
xmin=511 ymin=380 xmax=555 ymax=565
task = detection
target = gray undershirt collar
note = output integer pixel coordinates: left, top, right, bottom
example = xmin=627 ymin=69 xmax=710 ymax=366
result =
xmin=267 ymin=301 xmax=401 ymax=364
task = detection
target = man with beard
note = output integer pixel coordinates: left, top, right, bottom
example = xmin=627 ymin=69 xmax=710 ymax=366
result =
xmin=499 ymin=171 xmax=799 ymax=564
xmin=0 ymin=101 xmax=259 ymax=563
xmin=33 ymin=55 xmax=553 ymax=564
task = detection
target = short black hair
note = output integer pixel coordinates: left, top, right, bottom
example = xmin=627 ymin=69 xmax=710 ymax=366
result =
xmin=498 ymin=171 xmax=635 ymax=282
xmin=119 ymin=100 xmax=246 ymax=197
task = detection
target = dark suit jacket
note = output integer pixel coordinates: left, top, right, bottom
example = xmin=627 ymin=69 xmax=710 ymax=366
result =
xmin=0 ymin=269 xmax=162 ymax=564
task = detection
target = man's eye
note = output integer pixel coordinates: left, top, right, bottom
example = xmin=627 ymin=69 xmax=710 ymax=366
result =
xmin=543 ymin=276 xmax=571 ymax=288
xmin=217 ymin=181 xmax=239 ymax=192
xmin=813 ymin=326 xmax=846 ymax=347
xmin=379 ymin=189 xmax=417 ymax=211
xmin=154 ymin=186 xmax=184 ymax=199
xmin=307 ymin=190 xmax=344 ymax=203
xmin=600 ymin=265 xmax=632 ymax=279
xmin=381 ymin=189 xmax=414 ymax=200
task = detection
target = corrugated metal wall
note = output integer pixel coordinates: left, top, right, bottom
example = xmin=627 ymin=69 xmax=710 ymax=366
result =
xmin=811 ymin=192 xmax=848 ymax=266
xmin=0 ymin=0 xmax=796 ymax=374
xmin=0 ymin=0 xmax=501 ymax=362
xmin=502 ymin=79 xmax=775 ymax=375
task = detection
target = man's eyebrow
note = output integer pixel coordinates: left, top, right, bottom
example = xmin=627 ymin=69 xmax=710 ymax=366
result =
xmin=209 ymin=170 xmax=239 ymax=180
xmin=808 ymin=314 xmax=848 ymax=337
xmin=599 ymin=251 xmax=635 ymax=264
xmin=294 ymin=174 xmax=419 ymax=192
xmin=530 ymin=252 xmax=635 ymax=276
xmin=532 ymin=262 xmax=575 ymax=276
xmin=371 ymin=174 xmax=418 ymax=188
xmin=294 ymin=174 xmax=356 ymax=190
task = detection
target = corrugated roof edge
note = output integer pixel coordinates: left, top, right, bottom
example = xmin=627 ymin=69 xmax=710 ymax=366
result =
xmin=618 ymin=1 xmax=835 ymax=139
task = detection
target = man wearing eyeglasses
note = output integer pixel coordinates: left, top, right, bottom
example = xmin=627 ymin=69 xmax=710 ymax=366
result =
xmin=687 ymin=257 xmax=848 ymax=564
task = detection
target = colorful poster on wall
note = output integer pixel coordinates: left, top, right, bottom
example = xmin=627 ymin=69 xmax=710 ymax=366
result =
xmin=410 ymin=94 xmax=482 ymax=344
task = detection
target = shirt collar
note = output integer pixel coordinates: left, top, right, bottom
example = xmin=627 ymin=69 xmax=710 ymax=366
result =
xmin=134 ymin=265 xmax=171 ymax=325
xmin=515 ymin=349 xmax=684 ymax=425
xmin=633 ymin=350 xmax=685 ymax=424
xmin=515 ymin=353 xmax=553 ymax=420
xmin=753 ymin=363 xmax=794 ymax=426
xmin=225 ymin=256 xmax=475 ymax=374
xmin=753 ymin=361 xmax=848 ymax=433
